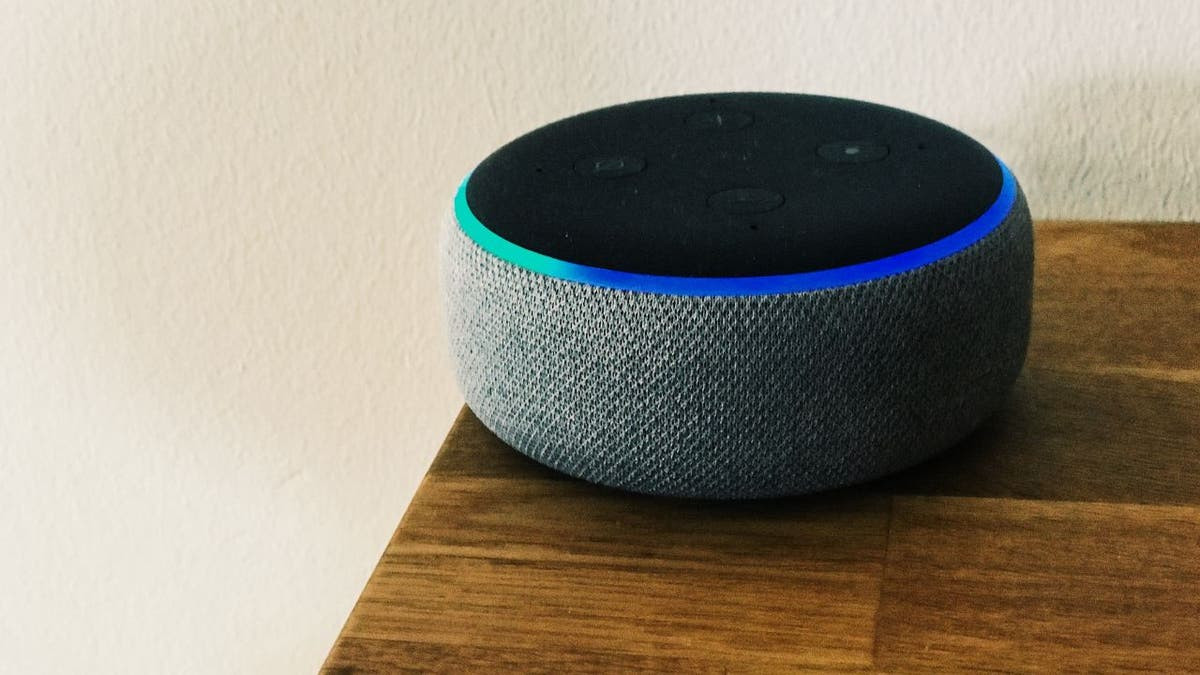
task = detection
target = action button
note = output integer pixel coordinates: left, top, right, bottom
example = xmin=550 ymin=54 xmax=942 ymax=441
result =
xmin=573 ymin=155 xmax=646 ymax=178
xmin=817 ymin=140 xmax=889 ymax=163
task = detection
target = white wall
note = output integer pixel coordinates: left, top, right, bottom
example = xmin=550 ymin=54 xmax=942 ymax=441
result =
xmin=2 ymin=1 xmax=1197 ymax=672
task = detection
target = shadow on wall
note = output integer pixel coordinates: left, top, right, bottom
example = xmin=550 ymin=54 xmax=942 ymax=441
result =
xmin=996 ymin=73 xmax=1200 ymax=221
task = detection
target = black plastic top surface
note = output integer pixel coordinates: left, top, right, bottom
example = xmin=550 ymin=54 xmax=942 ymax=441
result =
xmin=464 ymin=93 xmax=1003 ymax=277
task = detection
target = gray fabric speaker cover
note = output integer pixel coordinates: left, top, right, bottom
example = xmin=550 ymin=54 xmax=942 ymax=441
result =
xmin=441 ymin=189 xmax=1033 ymax=499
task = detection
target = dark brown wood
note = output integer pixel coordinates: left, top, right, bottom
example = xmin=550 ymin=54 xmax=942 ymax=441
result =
xmin=324 ymin=222 xmax=1200 ymax=673
xmin=876 ymin=496 xmax=1200 ymax=673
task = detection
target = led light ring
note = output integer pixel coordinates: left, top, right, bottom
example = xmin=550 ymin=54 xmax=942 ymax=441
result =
xmin=455 ymin=157 xmax=1016 ymax=297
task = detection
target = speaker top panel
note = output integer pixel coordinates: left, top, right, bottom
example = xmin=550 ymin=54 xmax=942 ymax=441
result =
xmin=461 ymin=92 xmax=1010 ymax=286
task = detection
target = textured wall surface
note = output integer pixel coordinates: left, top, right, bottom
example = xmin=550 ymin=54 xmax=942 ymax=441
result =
xmin=1 ymin=1 xmax=1197 ymax=672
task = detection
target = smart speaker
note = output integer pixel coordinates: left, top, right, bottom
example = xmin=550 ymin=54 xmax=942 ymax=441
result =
xmin=441 ymin=93 xmax=1032 ymax=499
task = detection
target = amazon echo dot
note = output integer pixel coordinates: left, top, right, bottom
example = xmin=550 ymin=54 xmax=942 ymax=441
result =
xmin=441 ymin=92 xmax=1032 ymax=499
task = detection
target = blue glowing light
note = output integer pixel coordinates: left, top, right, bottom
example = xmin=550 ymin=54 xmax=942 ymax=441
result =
xmin=454 ymin=159 xmax=1017 ymax=296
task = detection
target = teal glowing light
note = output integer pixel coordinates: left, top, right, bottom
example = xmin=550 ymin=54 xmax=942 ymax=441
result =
xmin=454 ymin=159 xmax=1017 ymax=296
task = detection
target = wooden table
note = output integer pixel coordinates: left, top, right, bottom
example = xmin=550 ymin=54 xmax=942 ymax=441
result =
xmin=324 ymin=222 xmax=1200 ymax=673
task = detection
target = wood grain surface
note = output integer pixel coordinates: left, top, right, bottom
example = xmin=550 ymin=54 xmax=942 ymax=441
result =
xmin=324 ymin=222 xmax=1200 ymax=673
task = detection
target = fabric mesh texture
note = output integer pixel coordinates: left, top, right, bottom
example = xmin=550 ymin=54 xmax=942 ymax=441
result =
xmin=441 ymin=190 xmax=1033 ymax=498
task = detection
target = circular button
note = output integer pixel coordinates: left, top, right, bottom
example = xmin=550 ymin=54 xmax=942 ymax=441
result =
xmin=687 ymin=110 xmax=753 ymax=131
xmin=707 ymin=187 xmax=784 ymax=214
xmin=817 ymin=140 xmax=889 ymax=163
xmin=574 ymin=155 xmax=646 ymax=178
